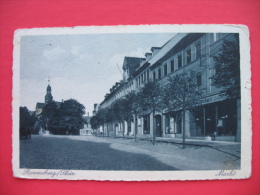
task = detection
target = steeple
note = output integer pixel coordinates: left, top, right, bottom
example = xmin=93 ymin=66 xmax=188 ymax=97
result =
xmin=45 ymin=77 xmax=53 ymax=104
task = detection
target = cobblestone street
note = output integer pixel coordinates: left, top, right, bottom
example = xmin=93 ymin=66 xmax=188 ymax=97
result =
xmin=20 ymin=135 xmax=240 ymax=170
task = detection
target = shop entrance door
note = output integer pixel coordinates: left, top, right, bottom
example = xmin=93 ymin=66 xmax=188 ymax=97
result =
xmin=155 ymin=115 xmax=162 ymax=137
xmin=127 ymin=120 xmax=131 ymax=136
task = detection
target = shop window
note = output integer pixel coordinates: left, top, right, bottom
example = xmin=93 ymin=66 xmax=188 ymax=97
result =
xmin=164 ymin=64 xmax=167 ymax=76
xmin=190 ymin=108 xmax=204 ymax=136
xmin=217 ymin=100 xmax=237 ymax=136
xmin=158 ymin=68 xmax=161 ymax=79
xmin=178 ymin=55 xmax=182 ymax=68
xmin=186 ymin=49 xmax=191 ymax=64
xmin=171 ymin=60 xmax=175 ymax=72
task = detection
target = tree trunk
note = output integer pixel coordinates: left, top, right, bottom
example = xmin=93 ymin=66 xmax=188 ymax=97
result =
xmin=153 ymin=110 xmax=155 ymax=145
xmin=114 ymin=124 xmax=116 ymax=138
xmin=182 ymin=108 xmax=186 ymax=149
xmin=122 ymin=120 xmax=125 ymax=139
xmin=134 ymin=114 xmax=137 ymax=142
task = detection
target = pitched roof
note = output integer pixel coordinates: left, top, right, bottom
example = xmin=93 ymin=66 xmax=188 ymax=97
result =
xmin=35 ymin=101 xmax=62 ymax=109
xmin=54 ymin=101 xmax=62 ymax=107
xmin=36 ymin=102 xmax=46 ymax=109
xmin=124 ymin=57 xmax=145 ymax=78
xmin=148 ymin=33 xmax=188 ymax=65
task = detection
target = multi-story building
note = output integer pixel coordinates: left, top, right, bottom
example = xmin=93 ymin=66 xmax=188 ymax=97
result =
xmin=98 ymin=33 xmax=241 ymax=142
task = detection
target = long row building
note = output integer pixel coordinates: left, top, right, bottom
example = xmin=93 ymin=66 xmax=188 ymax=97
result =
xmin=94 ymin=33 xmax=241 ymax=142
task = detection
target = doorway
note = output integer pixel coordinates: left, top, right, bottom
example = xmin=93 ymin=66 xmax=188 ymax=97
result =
xmin=155 ymin=115 xmax=162 ymax=137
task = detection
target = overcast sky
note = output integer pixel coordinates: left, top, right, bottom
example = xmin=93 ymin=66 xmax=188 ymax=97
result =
xmin=20 ymin=33 xmax=176 ymax=115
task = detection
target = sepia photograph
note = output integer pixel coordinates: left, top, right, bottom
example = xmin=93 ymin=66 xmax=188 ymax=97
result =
xmin=12 ymin=25 xmax=251 ymax=180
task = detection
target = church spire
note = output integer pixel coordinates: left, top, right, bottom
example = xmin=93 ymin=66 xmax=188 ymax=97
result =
xmin=45 ymin=77 xmax=53 ymax=104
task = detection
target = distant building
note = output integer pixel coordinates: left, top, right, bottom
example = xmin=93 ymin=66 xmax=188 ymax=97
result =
xmin=35 ymin=79 xmax=62 ymax=116
xmin=92 ymin=103 xmax=99 ymax=116
xmin=35 ymin=102 xmax=46 ymax=115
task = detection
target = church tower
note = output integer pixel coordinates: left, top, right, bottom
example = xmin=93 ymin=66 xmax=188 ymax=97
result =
xmin=45 ymin=78 xmax=53 ymax=104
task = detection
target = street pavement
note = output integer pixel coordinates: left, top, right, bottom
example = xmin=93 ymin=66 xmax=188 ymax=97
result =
xmin=20 ymin=134 xmax=240 ymax=170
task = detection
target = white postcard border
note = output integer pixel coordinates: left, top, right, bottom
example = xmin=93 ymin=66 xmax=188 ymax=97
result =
xmin=13 ymin=24 xmax=251 ymax=181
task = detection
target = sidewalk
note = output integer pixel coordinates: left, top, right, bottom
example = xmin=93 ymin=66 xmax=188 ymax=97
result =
xmin=98 ymin=135 xmax=241 ymax=158
xmin=95 ymin=135 xmax=241 ymax=170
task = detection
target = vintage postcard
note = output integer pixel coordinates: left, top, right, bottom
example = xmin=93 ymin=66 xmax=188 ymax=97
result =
xmin=13 ymin=24 xmax=251 ymax=181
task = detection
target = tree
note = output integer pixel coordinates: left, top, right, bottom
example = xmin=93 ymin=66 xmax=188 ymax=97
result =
xmin=40 ymin=101 xmax=58 ymax=132
xmin=124 ymin=91 xmax=141 ymax=141
xmin=90 ymin=115 xmax=101 ymax=135
xmin=95 ymin=108 xmax=109 ymax=136
xmin=211 ymin=34 xmax=240 ymax=99
xmin=19 ymin=107 xmax=35 ymax=138
xmin=112 ymin=98 xmax=128 ymax=138
xmin=57 ymin=99 xmax=85 ymax=135
xmin=163 ymin=71 xmax=202 ymax=148
xmin=139 ymin=80 xmax=164 ymax=145
xmin=106 ymin=105 xmax=117 ymax=137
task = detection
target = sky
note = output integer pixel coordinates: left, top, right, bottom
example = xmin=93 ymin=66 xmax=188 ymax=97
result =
xmin=20 ymin=33 xmax=176 ymax=115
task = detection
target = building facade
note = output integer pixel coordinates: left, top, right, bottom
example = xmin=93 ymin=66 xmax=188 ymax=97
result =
xmin=97 ymin=33 xmax=241 ymax=142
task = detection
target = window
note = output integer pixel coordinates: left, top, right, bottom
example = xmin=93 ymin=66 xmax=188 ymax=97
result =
xmin=138 ymin=76 xmax=140 ymax=86
xmin=147 ymin=70 xmax=149 ymax=81
xmin=196 ymin=74 xmax=202 ymax=86
xmin=158 ymin=68 xmax=161 ymax=79
xmin=171 ymin=60 xmax=175 ymax=72
xmin=186 ymin=49 xmax=191 ymax=64
xmin=143 ymin=72 xmax=146 ymax=82
xmin=213 ymin=33 xmax=227 ymax=42
xmin=153 ymin=72 xmax=156 ymax=80
xmin=178 ymin=55 xmax=182 ymax=68
xmin=164 ymin=64 xmax=167 ymax=76
xmin=195 ymin=43 xmax=201 ymax=59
